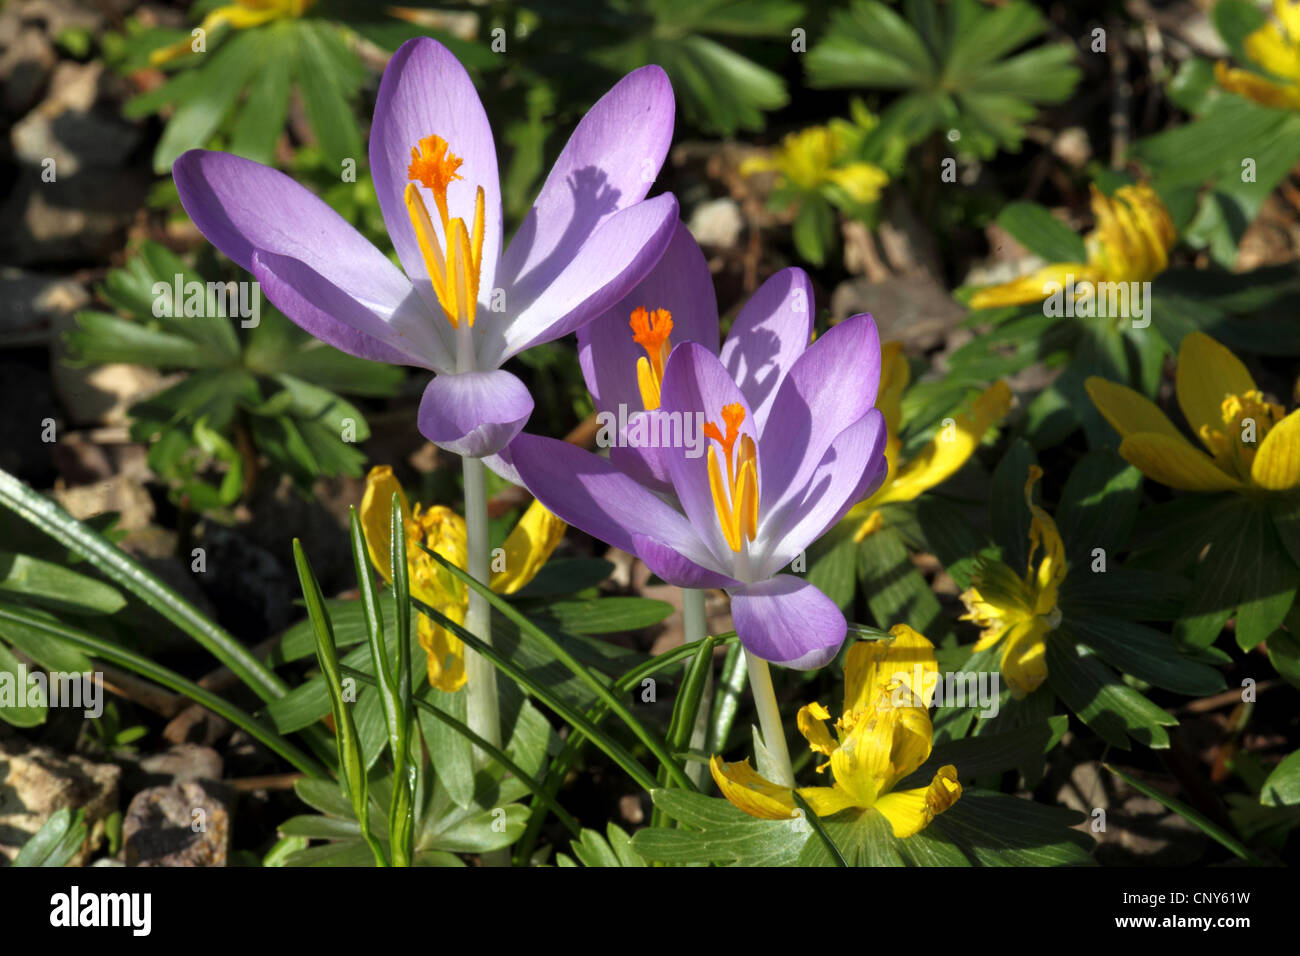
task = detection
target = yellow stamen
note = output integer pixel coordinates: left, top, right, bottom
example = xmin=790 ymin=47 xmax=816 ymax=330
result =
xmin=629 ymin=307 xmax=674 ymax=410
xmin=705 ymin=404 xmax=758 ymax=552
xmin=403 ymin=136 xmax=486 ymax=329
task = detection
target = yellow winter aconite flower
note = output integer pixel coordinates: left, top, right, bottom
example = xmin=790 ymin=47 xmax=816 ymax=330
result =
xmin=1086 ymin=332 xmax=1300 ymax=494
xmin=359 ymin=466 xmax=566 ymax=692
xmin=1214 ymin=0 xmax=1300 ymax=110
xmin=741 ymin=120 xmax=888 ymax=205
xmin=968 ymin=183 xmax=1176 ymax=310
xmin=847 ymin=342 xmax=1013 ymax=540
xmin=150 ymin=0 xmax=314 ymax=66
xmin=710 ymin=625 xmax=961 ymax=839
xmin=959 ymin=466 xmax=1065 ymax=699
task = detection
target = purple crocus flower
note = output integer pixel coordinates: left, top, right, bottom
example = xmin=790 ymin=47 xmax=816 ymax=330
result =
xmin=171 ymin=37 xmax=679 ymax=458
xmin=509 ymin=234 xmax=887 ymax=668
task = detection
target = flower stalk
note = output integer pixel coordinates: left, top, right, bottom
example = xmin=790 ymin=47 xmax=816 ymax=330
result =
xmin=461 ymin=453 xmax=500 ymax=763
xmin=745 ymin=652 xmax=795 ymax=789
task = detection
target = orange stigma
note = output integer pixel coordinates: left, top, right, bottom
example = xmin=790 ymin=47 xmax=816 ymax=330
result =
xmin=403 ymin=135 xmax=484 ymax=330
xmin=630 ymin=307 xmax=674 ymax=409
xmin=705 ymin=403 xmax=758 ymax=552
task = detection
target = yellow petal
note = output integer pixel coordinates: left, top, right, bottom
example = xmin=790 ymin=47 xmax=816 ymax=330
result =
xmin=876 ymin=342 xmax=910 ymax=438
xmin=795 ymin=785 xmax=860 ymax=818
xmin=709 ymin=756 xmax=798 ymax=820
xmin=1024 ymin=466 xmax=1067 ymax=611
xmin=1084 ymin=376 xmax=1186 ymax=443
xmin=359 ymin=465 xmax=411 ymax=585
xmin=1117 ymin=434 xmax=1244 ymax=492
xmin=1176 ymin=332 xmax=1258 ymax=444
xmin=968 ymin=263 xmax=1098 ymax=310
xmin=1277 ymin=0 xmax=1300 ymax=41
xmin=1214 ymin=60 xmax=1300 ymax=108
xmin=1251 ymin=408 xmax=1300 ymax=490
xmin=842 ymin=625 xmax=937 ymax=715
xmin=999 ymin=617 xmax=1050 ymax=698
xmin=797 ymin=702 xmax=838 ymax=765
xmin=490 ymin=499 xmax=567 ymax=594
xmin=1246 ymin=21 xmax=1300 ymax=82
xmin=872 ymin=765 xmax=962 ymax=838
xmin=875 ymin=380 xmax=1013 ymax=506
xmin=826 ymin=162 xmax=889 ymax=204
xmin=851 ymin=507 xmax=886 ymax=542
xmin=418 ymin=610 xmax=467 ymax=693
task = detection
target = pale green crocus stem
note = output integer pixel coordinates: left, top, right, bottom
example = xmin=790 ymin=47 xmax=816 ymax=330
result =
xmin=461 ymin=452 xmax=500 ymax=764
xmin=745 ymin=651 xmax=795 ymax=788
xmin=681 ymin=588 xmax=713 ymax=788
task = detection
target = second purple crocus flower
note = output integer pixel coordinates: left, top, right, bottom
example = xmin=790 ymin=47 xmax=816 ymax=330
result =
xmin=172 ymin=37 xmax=679 ymax=458
xmin=509 ymin=234 xmax=887 ymax=669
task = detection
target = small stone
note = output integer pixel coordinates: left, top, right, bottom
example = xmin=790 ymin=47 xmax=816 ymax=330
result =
xmin=136 ymin=743 xmax=224 ymax=786
xmin=122 ymin=780 xmax=230 ymax=867
xmin=830 ymin=275 xmax=966 ymax=354
xmin=688 ymin=197 xmax=744 ymax=250
xmin=0 ymin=26 xmax=55 ymax=116
xmin=0 ymin=735 xmax=120 ymax=865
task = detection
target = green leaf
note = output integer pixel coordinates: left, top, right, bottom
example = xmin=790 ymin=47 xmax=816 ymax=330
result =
xmin=13 ymin=808 xmax=87 ymax=867
xmin=996 ymin=202 xmax=1087 ymax=263
xmin=0 ymin=551 xmax=124 ymax=615
xmin=1063 ymin=615 xmax=1225 ymax=696
xmin=1055 ymin=451 xmax=1143 ymax=565
xmin=631 ymin=789 xmax=808 ymax=865
xmin=990 ymin=439 xmax=1037 ymax=569
xmin=1261 ymin=749 xmax=1300 ymax=807
xmin=558 ymin=823 xmax=646 ymax=867
xmin=0 ymin=641 xmax=47 ymax=726
xmin=528 ymin=597 xmax=673 ymax=634
xmin=1046 ymin=635 xmax=1175 ymax=749
xmin=924 ymin=790 xmax=1094 ymax=865
xmin=900 ymin=717 xmax=1069 ymax=789
xmin=856 ymin=524 xmax=945 ymax=636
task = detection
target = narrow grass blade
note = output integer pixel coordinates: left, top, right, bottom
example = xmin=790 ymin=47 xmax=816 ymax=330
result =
xmin=417 ymin=542 xmax=693 ymax=790
xmin=0 ymin=468 xmax=287 ymax=703
xmin=1104 ymin=763 xmax=1263 ymax=865
xmin=0 ymin=601 xmax=326 ymax=778
xmin=790 ymin=790 xmax=847 ymax=868
xmin=293 ymin=539 xmax=388 ymax=866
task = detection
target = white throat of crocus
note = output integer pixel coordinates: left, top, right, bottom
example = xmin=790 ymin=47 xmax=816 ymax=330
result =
xmin=404 ymin=134 xmax=485 ymax=372
xmin=705 ymin=403 xmax=758 ymax=577
xmin=629 ymin=307 xmax=673 ymax=410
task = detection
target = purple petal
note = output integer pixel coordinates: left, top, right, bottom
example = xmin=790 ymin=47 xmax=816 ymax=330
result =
xmin=370 ymin=37 xmax=502 ymax=317
xmin=729 ymin=576 xmax=847 ymax=669
xmin=252 ymin=250 xmax=439 ymax=367
xmin=632 ymin=534 xmax=741 ymax=589
xmin=499 ymin=65 xmax=674 ymax=307
xmin=508 ymin=433 xmax=727 ymax=579
xmin=417 ymin=368 xmax=532 ymax=458
xmin=721 ymin=268 xmax=814 ymax=431
xmin=758 ymin=313 xmax=882 ymax=515
xmin=657 ymin=342 xmax=759 ymax=568
xmin=577 ymin=221 xmax=718 ymax=416
xmin=173 ymin=150 xmax=446 ymax=366
xmin=487 ymin=194 xmax=680 ymax=363
xmin=757 ymin=409 xmax=888 ymax=577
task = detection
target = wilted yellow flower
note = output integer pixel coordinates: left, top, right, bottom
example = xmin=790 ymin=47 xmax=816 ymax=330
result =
xmin=959 ymin=466 xmax=1065 ymax=698
xmin=741 ymin=120 xmax=888 ymax=205
xmin=969 ymin=183 xmax=1176 ymax=310
xmin=150 ymin=0 xmax=314 ymax=66
xmin=359 ymin=466 xmax=566 ymax=692
xmin=711 ymin=625 xmax=961 ymax=839
xmin=848 ymin=342 xmax=1013 ymax=540
xmin=1215 ymin=0 xmax=1300 ymax=110
xmin=1086 ymin=332 xmax=1300 ymax=493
